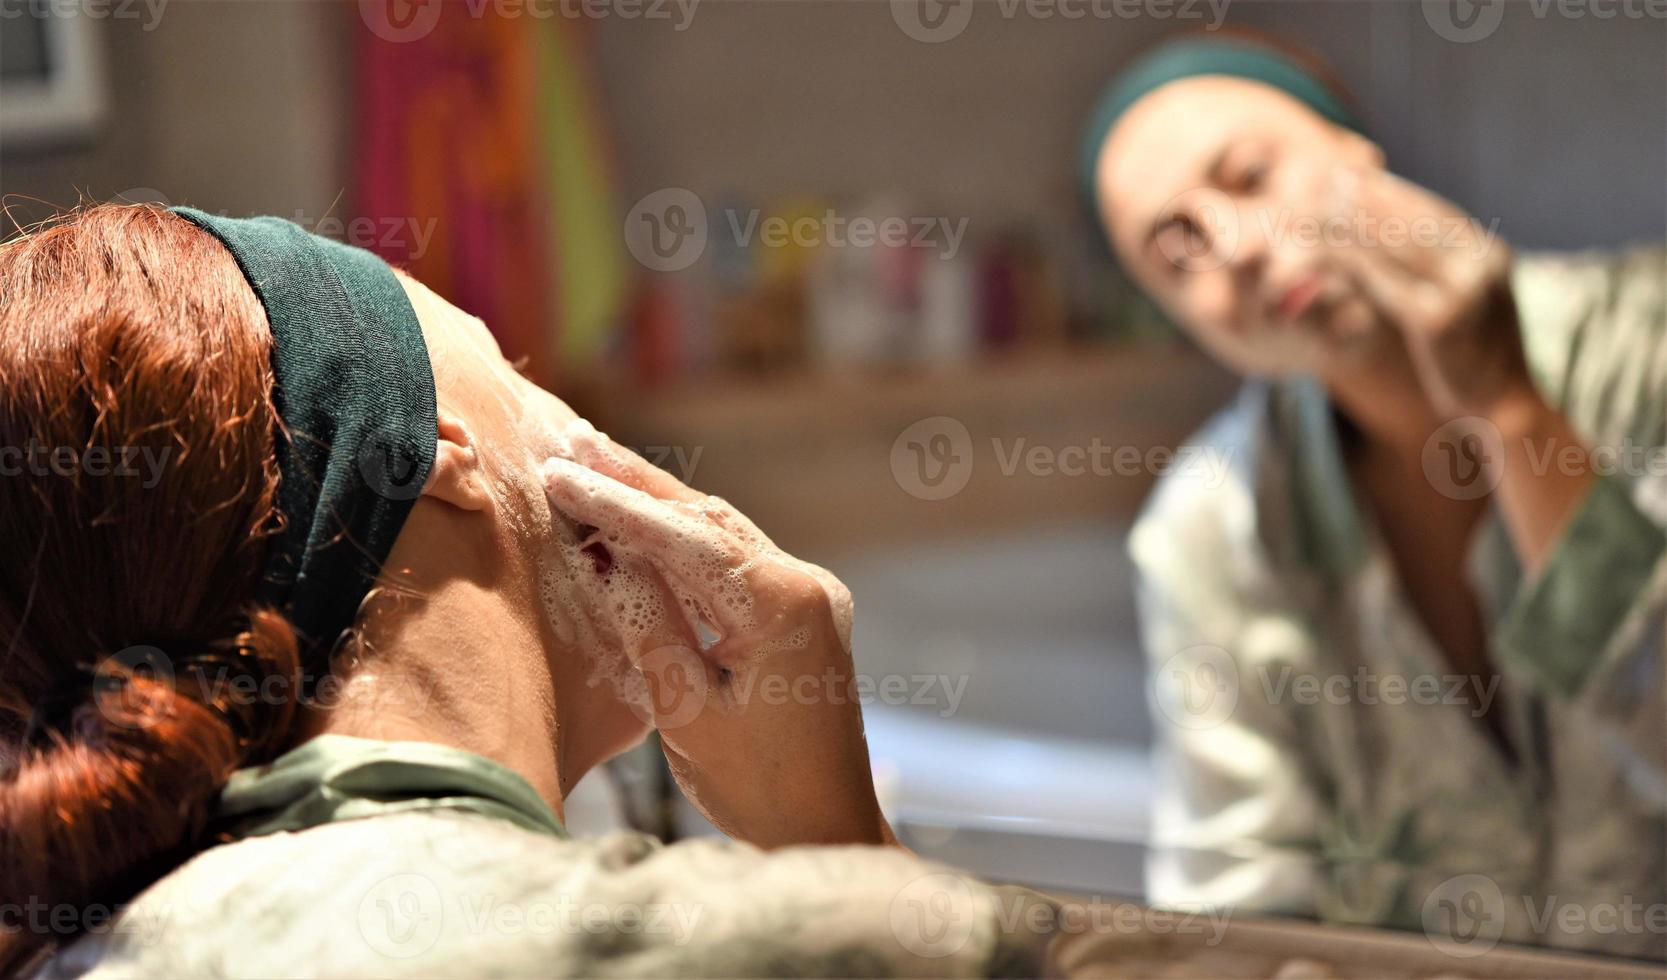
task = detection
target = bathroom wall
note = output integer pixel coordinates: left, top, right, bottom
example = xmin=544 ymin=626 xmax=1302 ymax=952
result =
xmin=0 ymin=2 xmax=349 ymax=224
xmin=595 ymin=1 xmax=1665 ymax=250
xmin=6 ymin=3 xmax=1658 ymax=252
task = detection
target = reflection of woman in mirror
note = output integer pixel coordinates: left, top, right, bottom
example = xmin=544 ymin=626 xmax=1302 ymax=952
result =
xmin=1083 ymin=34 xmax=1665 ymax=955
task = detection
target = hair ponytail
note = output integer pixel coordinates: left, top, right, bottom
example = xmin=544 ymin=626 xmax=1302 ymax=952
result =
xmin=0 ymin=205 xmax=299 ymax=966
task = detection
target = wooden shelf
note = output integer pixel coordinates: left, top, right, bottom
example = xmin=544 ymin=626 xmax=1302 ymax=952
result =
xmin=590 ymin=346 xmax=1237 ymax=560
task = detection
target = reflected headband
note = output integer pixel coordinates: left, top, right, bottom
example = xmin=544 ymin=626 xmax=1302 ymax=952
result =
xmin=1077 ymin=36 xmax=1368 ymax=212
xmin=172 ymin=208 xmax=438 ymax=672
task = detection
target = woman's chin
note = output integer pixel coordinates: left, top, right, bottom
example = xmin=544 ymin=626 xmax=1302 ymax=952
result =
xmin=1224 ymin=308 xmax=1387 ymax=378
xmin=1213 ymin=328 xmax=1332 ymax=379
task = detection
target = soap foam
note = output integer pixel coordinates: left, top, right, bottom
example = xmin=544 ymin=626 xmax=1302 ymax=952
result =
xmin=493 ymin=391 xmax=664 ymax=712
xmin=523 ymin=411 xmax=857 ymax=723
xmin=557 ymin=430 xmax=854 ymax=657
xmin=541 ymin=452 xmax=760 ymax=651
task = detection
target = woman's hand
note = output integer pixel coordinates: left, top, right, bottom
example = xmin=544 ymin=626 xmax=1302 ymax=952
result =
xmin=1328 ymin=166 xmax=1532 ymax=420
xmin=542 ymin=425 xmax=894 ymax=849
xmin=1330 ymin=167 xmax=1596 ymax=571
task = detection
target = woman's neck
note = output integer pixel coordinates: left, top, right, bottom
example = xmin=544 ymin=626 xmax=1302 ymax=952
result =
xmin=1320 ymin=338 xmax=1500 ymax=691
xmin=1321 ymin=337 xmax=1447 ymax=461
xmin=290 ymin=569 xmax=572 ymax=818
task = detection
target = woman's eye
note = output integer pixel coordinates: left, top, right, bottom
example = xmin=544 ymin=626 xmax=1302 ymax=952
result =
xmin=1221 ymin=156 xmax=1269 ymax=194
xmin=1217 ymin=142 xmax=1272 ymax=194
xmin=1154 ymin=215 xmax=1211 ymax=273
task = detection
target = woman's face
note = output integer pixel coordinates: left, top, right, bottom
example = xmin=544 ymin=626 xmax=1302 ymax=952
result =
xmin=1094 ymin=75 xmax=1386 ymax=377
xmin=396 ymin=274 xmax=653 ymax=771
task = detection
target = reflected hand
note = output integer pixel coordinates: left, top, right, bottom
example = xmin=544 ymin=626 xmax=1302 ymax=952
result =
xmin=1330 ymin=166 xmax=1531 ymax=419
xmin=1330 ymin=167 xmax=1598 ymax=571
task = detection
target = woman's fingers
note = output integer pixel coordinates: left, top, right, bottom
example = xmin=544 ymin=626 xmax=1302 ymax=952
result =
xmin=1349 ymin=167 xmax=1453 ymax=280
xmin=565 ymin=420 xmax=706 ymax=506
xmin=562 ymin=421 xmax=794 ymax=558
xmin=1329 ymin=206 xmax=1504 ymax=348
xmin=662 ymin=493 xmax=848 ymax=653
xmin=1344 ymin=168 xmax=1506 ymax=303
xmin=1328 ymin=222 xmax=1441 ymax=332
xmin=612 ymin=560 xmax=732 ymax=732
xmin=543 ymin=456 xmax=763 ymax=655
xmin=681 ymin=493 xmax=782 ymax=552
xmin=566 ymin=425 xmax=788 ymax=557
xmin=544 ymin=456 xmax=741 ymax=568
xmin=544 ymin=461 xmax=735 ymax=721
xmin=546 ymin=446 xmax=851 ymax=667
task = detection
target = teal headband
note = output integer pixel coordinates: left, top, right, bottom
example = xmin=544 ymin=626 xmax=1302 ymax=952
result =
xmin=172 ymin=208 xmax=438 ymax=675
xmin=1077 ymin=37 xmax=1367 ymax=212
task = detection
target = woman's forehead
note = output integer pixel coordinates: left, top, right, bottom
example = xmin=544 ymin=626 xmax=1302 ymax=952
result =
xmin=1129 ymin=73 xmax=1332 ymax=137
xmin=1098 ymin=77 xmax=1333 ymax=241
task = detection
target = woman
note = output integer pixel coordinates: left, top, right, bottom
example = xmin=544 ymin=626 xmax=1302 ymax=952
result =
xmin=1081 ymin=36 xmax=1665 ymax=955
xmin=0 ymin=204 xmax=1049 ymax=976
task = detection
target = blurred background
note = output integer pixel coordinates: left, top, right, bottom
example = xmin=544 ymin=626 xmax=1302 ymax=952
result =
xmin=3 ymin=0 xmax=1661 ymax=898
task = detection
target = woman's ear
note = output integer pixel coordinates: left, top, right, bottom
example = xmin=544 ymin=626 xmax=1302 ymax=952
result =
xmin=422 ymin=412 xmax=491 ymax=512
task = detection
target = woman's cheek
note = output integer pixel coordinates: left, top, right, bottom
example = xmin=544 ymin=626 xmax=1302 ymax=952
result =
xmin=1183 ymin=274 xmax=1241 ymax=339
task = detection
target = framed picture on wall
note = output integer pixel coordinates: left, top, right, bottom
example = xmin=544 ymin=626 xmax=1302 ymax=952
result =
xmin=1 ymin=5 xmax=106 ymax=151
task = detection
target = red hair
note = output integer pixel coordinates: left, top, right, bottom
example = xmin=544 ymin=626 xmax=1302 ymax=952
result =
xmin=0 ymin=204 xmax=301 ymax=967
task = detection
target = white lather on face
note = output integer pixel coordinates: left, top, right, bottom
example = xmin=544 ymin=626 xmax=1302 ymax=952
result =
xmin=540 ymin=421 xmax=855 ymax=666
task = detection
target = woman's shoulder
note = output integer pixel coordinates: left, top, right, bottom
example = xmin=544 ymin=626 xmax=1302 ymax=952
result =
xmin=39 ymin=809 xmax=560 ymax=977
xmin=1514 ymin=246 xmax=1666 ymax=409
xmin=43 ymin=810 xmax=1051 ymax=978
